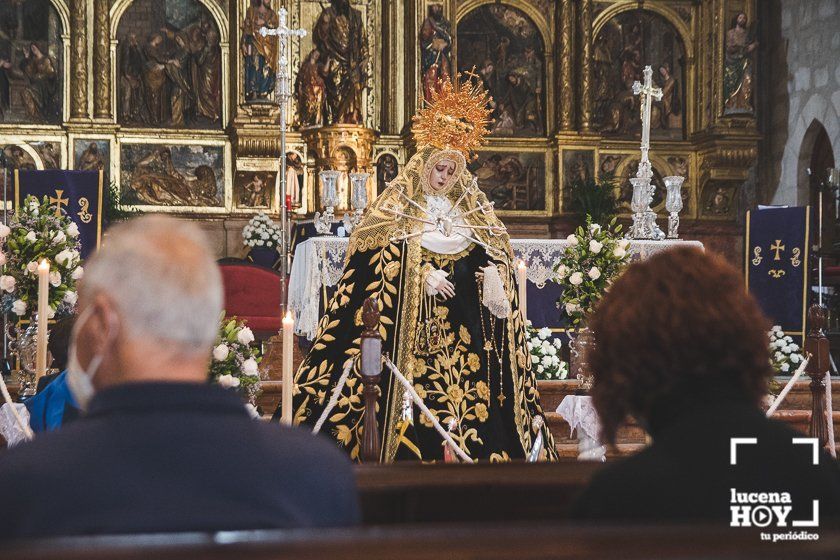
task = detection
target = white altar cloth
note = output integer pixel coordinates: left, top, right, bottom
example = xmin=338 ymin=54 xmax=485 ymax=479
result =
xmin=288 ymin=237 xmax=703 ymax=340
xmin=556 ymin=395 xmax=607 ymax=462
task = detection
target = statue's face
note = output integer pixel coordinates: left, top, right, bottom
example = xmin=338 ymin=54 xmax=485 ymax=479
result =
xmin=429 ymin=159 xmax=456 ymax=193
xmin=737 ymin=13 xmax=747 ymax=27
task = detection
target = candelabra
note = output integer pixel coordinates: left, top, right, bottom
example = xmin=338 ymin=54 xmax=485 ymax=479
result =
xmin=342 ymin=172 xmax=370 ymax=234
xmin=315 ymin=170 xmax=341 ymax=234
xmin=664 ymin=176 xmax=685 ymax=239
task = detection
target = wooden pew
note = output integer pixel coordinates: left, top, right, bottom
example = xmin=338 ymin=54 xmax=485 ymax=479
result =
xmin=2 ymin=524 xmax=838 ymax=560
xmin=356 ymin=461 xmax=599 ymax=524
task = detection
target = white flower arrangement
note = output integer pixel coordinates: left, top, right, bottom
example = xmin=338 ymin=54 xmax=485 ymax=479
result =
xmin=526 ymin=321 xmax=568 ymax=380
xmin=209 ymin=316 xmax=263 ymax=405
xmin=0 ymin=195 xmax=83 ymax=320
xmin=242 ymin=213 xmax=282 ymax=250
xmin=555 ymin=216 xmax=631 ymax=325
xmin=768 ymin=326 xmax=805 ymax=375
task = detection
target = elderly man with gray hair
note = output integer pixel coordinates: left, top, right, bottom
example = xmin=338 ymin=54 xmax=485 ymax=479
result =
xmin=0 ymin=216 xmax=360 ymax=542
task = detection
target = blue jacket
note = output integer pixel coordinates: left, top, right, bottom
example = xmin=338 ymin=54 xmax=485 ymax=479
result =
xmin=0 ymin=382 xmax=360 ymax=541
xmin=23 ymin=371 xmax=79 ymax=432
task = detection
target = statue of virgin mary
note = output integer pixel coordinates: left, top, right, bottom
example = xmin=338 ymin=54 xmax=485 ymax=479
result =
xmin=284 ymin=75 xmax=557 ymax=462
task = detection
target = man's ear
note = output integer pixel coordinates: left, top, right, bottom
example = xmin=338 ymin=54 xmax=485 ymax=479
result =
xmin=86 ymin=295 xmax=120 ymax=354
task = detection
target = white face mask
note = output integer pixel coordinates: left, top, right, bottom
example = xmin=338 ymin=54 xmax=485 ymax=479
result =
xmin=66 ymin=307 xmax=107 ymax=411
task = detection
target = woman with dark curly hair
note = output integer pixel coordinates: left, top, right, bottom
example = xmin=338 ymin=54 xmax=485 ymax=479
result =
xmin=572 ymin=247 xmax=840 ymax=522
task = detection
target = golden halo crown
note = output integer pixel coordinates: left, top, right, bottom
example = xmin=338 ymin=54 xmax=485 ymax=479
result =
xmin=411 ymin=72 xmax=492 ymax=158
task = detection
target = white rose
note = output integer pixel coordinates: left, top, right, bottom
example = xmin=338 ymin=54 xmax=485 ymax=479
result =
xmin=64 ymin=290 xmax=77 ymax=306
xmin=26 ymin=261 xmax=38 ymax=274
xmin=213 ymin=344 xmax=230 ymax=361
xmin=589 ymin=240 xmax=603 ymax=254
xmin=774 ymin=351 xmax=784 ymax=362
xmin=0 ymin=275 xmax=15 ymax=292
xmin=71 ymin=266 xmax=84 ymax=280
xmin=49 ymin=271 xmax=61 ymax=287
xmin=553 ymin=338 xmax=563 ymax=349
xmin=566 ymin=234 xmax=578 ymax=246
xmin=11 ymin=299 xmax=26 ymax=316
xmin=0 ymin=252 xmax=6 ymax=266
xmin=790 ymin=354 xmax=801 ymax=364
xmin=589 ymin=223 xmax=602 ymax=234
xmin=541 ymin=340 xmax=550 ymax=352
xmin=569 ymin=272 xmax=584 ymax=286
xmin=556 ymin=265 xmax=568 ymax=279
xmin=565 ymin=302 xmax=580 ymax=315
xmin=547 ymin=345 xmax=557 ymax=356
xmin=217 ymin=374 xmax=241 ymax=388
xmin=0 ymin=224 xmax=10 ymax=238
xmin=537 ymin=365 xmax=544 ymax=373
xmin=66 ymin=222 xmax=80 ymax=238
xmin=538 ymin=327 xmax=551 ymax=340
xmin=25 ymin=231 xmax=36 ymax=243
xmin=789 ymin=344 xmax=799 ymax=352
xmin=237 ymin=327 xmax=255 ymax=345
xmin=257 ymin=239 xmax=265 ymax=246
xmin=52 ymin=230 xmax=66 ymax=244
xmin=55 ymin=249 xmax=73 ymax=266
xmin=619 ymin=239 xmax=631 ymax=250
xmin=541 ymin=355 xmax=552 ymax=367
xmin=241 ymin=357 xmax=260 ymax=377
xmin=613 ymin=247 xmax=627 ymax=259
xmin=588 ymin=267 xmax=601 ymax=281
xmin=527 ymin=341 xmax=534 ymax=351
xmin=47 ymin=306 xmax=55 ymax=320
xmin=780 ymin=363 xmax=790 ymax=373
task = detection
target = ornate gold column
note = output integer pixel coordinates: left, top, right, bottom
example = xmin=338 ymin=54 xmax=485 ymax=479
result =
xmin=93 ymin=0 xmax=111 ymax=120
xmin=559 ymin=0 xmax=574 ymax=131
xmin=70 ymin=0 xmax=88 ymax=120
xmin=579 ymin=0 xmax=593 ymax=132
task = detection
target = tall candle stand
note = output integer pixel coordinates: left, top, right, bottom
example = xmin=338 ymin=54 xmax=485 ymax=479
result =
xmin=314 ymin=170 xmax=341 ymax=235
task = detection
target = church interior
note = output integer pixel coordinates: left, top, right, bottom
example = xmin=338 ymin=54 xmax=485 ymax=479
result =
xmin=1 ymin=0 xmax=840 ymax=557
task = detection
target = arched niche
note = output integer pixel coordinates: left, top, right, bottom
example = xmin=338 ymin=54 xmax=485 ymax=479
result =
xmin=0 ymin=0 xmax=68 ymax=125
xmin=456 ymin=2 xmax=548 ymax=138
xmin=592 ymin=8 xmax=688 ymax=140
xmin=112 ymin=0 xmax=228 ymax=129
xmin=799 ymin=119 xmax=836 ymax=207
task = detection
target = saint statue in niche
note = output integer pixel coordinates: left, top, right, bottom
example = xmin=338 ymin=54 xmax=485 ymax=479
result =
xmin=419 ymin=4 xmax=451 ymax=104
xmin=281 ymin=76 xmax=556 ymax=462
xmin=723 ymin=12 xmax=757 ymax=115
xmin=298 ymin=0 xmax=369 ymax=126
xmin=241 ymin=0 xmax=278 ymax=102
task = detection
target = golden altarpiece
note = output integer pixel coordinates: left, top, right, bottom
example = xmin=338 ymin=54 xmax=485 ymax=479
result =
xmin=0 ymin=0 xmax=760 ymax=261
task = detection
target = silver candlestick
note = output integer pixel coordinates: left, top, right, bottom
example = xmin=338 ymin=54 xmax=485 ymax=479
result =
xmin=664 ymin=175 xmax=685 ymax=239
xmin=315 ymin=170 xmax=341 ymax=234
xmin=343 ymin=172 xmax=370 ymax=233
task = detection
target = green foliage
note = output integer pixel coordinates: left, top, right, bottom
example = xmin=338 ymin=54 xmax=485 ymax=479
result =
xmin=554 ymin=216 xmax=631 ymax=325
xmin=568 ymin=174 xmax=619 ymax=225
xmin=104 ymin=181 xmax=139 ymax=224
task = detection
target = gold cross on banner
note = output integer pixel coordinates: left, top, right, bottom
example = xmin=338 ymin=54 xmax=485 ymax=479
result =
xmin=49 ymin=189 xmax=69 ymax=217
xmin=770 ymin=239 xmax=785 ymax=261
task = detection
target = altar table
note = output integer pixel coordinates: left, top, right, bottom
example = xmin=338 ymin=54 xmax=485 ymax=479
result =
xmin=289 ymin=237 xmax=703 ymax=340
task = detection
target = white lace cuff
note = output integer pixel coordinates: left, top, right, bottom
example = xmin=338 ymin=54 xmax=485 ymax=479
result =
xmin=482 ymin=264 xmax=511 ymax=318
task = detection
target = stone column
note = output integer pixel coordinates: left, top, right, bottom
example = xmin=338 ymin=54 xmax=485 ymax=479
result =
xmin=70 ymin=0 xmax=88 ymax=120
xmin=580 ymin=0 xmax=593 ymax=132
xmin=559 ymin=0 xmax=574 ymax=131
xmin=93 ymin=0 xmax=111 ymax=120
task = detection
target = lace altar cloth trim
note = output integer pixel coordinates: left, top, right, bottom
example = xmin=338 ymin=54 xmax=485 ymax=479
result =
xmin=556 ymin=395 xmax=601 ymax=442
xmin=289 ymin=237 xmax=704 ymax=340
xmin=0 ymin=403 xmax=30 ymax=448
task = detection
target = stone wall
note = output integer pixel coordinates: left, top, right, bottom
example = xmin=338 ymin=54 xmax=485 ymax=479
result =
xmin=761 ymin=0 xmax=840 ymax=205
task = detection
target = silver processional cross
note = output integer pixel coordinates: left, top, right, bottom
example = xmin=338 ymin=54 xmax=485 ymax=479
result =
xmin=631 ymin=66 xmax=663 ymax=180
xmin=260 ymin=9 xmax=306 ymax=312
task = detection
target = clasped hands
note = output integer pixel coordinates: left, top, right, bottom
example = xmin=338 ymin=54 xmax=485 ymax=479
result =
xmin=424 ymin=265 xmax=498 ymax=300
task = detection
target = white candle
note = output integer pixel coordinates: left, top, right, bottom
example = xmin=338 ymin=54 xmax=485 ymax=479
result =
xmin=517 ymin=259 xmax=528 ymax=323
xmin=36 ymin=259 xmax=49 ymax=380
xmin=281 ymin=312 xmax=294 ymax=425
